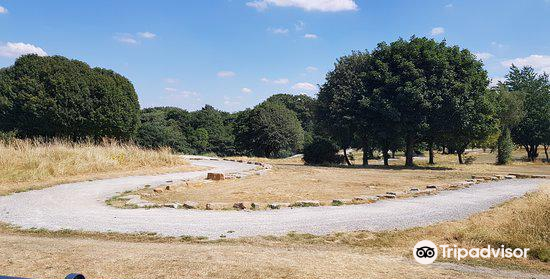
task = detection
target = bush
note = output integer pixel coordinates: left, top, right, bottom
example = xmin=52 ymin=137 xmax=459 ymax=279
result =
xmin=497 ymin=128 xmax=514 ymax=165
xmin=303 ymin=137 xmax=343 ymax=165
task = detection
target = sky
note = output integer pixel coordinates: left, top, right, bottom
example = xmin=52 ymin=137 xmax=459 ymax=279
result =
xmin=1 ymin=0 xmax=549 ymax=112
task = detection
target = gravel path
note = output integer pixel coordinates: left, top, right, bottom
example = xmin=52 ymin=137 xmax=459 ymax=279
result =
xmin=0 ymin=158 xmax=545 ymax=239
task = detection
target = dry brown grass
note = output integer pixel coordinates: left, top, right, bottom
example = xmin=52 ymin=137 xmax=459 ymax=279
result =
xmin=270 ymin=184 xmax=550 ymax=273
xmin=0 ymin=139 xmax=199 ymax=196
xmin=141 ymin=150 xmax=549 ymax=206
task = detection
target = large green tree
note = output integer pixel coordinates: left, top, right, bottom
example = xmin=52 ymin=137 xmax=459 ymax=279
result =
xmin=0 ymin=54 xmax=140 ymax=140
xmin=235 ymin=102 xmax=304 ymax=158
xmin=264 ymin=93 xmax=316 ymax=146
xmin=505 ymin=66 xmax=550 ymax=161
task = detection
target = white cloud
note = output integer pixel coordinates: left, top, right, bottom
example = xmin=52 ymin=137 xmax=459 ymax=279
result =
xmin=260 ymin=77 xmax=270 ymax=83
xmin=474 ymin=52 xmax=494 ymax=61
xmin=273 ymin=78 xmax=290 ymax=84
xmin=114 ymin=34 xmax=138 ymax=44
xmin=0 ymin=6 xmax=8 ymax=14
xmin=292 ymin=82 xmax=317 ymax=91
xmin=430 ymin=27 xmax=445 ymax=36
xmin=217 ymin=71 xmax=236 ymax=78
xmin=445 ymin=3 xmax=453 ymax=8
xmin=246 ymin=0 xmax=358 ymax=12
xmin=304 ymin=33 xmax=318 ymax=39
xmin=138 ymin=32 xmax=156 ymax=39
xmin=223 ymin=96 xmax=242 ymax=107
xmin=268 ymin=27 xmax=289 ymax=35
xmin=306 ymin=66 xmax=318 ymax=72
xmin=0 ymin=42 xmax=47 ymax=58
xmin=241 ymin=87 xmax=253 ymax=94
xmin=501 ymin=55 xmax=550 ymax=74
xmin=164 ymin=87 xmax=178 ymax=93
xmin=491 ymin=41 xmax=505 ymax=49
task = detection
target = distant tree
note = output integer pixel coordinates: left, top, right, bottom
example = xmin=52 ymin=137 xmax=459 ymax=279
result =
xmin=264 ymin=93 xmax=316 ymax=146
xmin=0 ymin=55 xmax=140 ymax=140
xmin=136 ymin=108 xmax=191 ymax=153
xmin=505 ymin=66 xmax=550 ymax=161
xmin=190 ymin=105 xmax=236 ymax=155
xmin=496 ymin=127 xmax=514 ymax=165
xmin=235 ymin=102 xmax=304 ymax=158
xmin=303 ymin=136 xmax=343 ymax=165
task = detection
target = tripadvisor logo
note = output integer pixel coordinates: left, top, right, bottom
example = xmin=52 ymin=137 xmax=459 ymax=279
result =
xmin=413 ymin=240 xmax=529 ymax=265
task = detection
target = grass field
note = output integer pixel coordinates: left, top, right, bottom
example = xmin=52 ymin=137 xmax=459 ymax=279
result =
xmin=0 ymin=139 xmax=198 ymax=196
xmin=138 ymin=149 xmax=550 ymax=207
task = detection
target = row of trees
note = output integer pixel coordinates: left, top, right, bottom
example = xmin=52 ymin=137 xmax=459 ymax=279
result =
xmin=317 ymin=37 xmax=496 ymax=166
xmin=1 ymin=42 xmax=548 ymax=165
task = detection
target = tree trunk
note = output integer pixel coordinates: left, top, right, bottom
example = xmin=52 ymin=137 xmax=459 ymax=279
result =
xmin=442 ymin=146 xmax=447 ymax=155
xmin=457 ymin=152 xmax=464 ymax=164
xmin=405 ymin=137 xmax=414 ymax=167
xmin=428 ymin=142 xmax=435 ymax=165
xmin=343 ymin=148 xmax=352 ymax=166
xmin=382 ymin=148 xmax=389 ymax=166
xmin=544 ymin=145 xmax=549 ymax=163
xmin=391 ymin=150 xmax=395 ymax=158
xmin=362 ymin=142 xmax=369 ymax=166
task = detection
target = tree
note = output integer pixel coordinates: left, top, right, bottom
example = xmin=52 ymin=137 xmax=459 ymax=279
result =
xmin=303 ymin=136 xmax=343 ymax=165
xmin=136 ymin=108 xmax=191 ymax=153
xmin=264 ymin=93 xmax=316 ymax=146
xmin=490 ymin=85 xmax=524 ymax=164
xmin=189 ymin=105 xmax=236 ymax=155
xmin=0 ymin=55 xmax=140 ymax=140
xmin=496 ymin=127 xmax=514 ymax=165
xmin=505 ymin=66 xmax=550 ymax=161
xmin=235 ymin=102 xmax=304 ymax=158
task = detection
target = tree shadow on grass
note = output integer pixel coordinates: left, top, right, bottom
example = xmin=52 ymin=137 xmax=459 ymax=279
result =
xmin=280 ymin=163 xmax=454 ymax=171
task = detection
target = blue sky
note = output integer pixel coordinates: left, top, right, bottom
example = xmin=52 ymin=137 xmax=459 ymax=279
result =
xmin=1 ymin=0 xmax=549 ymax=112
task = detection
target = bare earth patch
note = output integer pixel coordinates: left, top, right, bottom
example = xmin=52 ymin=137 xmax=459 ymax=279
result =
xmin=137 ymin=151 xmax=550 ymax=207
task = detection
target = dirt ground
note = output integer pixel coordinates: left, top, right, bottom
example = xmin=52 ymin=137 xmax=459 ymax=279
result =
xmin=140 ymin=150 xmax=550 ymax=205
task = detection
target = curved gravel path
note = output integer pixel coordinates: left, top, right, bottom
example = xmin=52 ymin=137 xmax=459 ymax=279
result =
xmin=0 ymin=158 xmax=545 ymax=239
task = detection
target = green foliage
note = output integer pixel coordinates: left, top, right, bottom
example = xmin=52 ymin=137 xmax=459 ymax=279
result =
xmin=235 ymin=102 xmax=304 ymax=158
xmin=0 ymin=54 xmax=140 ymax=140
xmin=136 ymin=107 xmax=192 ymax=153
xmin=317 ymin=37 xmax=495 ymax=166
xmin=264 ymin=94 xmax=316 ymax=146
xmin=189 ymin=105 xmax=236 ymax=155
xmin=497 ymin=127 xmax=514 ymax=165
xmin=505 ymin=66 xmax=550 ymax=161
xmin=303 ymin=137 xmax=343 ymax=165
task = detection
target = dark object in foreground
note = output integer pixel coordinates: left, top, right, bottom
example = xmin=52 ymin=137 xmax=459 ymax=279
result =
xmin=0 ymin=274 xmax=84 ymax=279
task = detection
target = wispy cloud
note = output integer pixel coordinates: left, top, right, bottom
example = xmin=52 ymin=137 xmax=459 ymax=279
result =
xmin=304 ymin=33 xmax=318 ymax=39
xmin=430 ymin=27 xmax=445 ymax=36
xmin=241 ymin=87 xmax=253 ymax=94
xmin=292 ymin=82 xmax=317 ymax=91
xmin=0 ymin=6 xmax=8 ymax=14
xmin=268 ymin=27 xmax=289 ymax=35
xmin=246 ymin=0 xmax=358 ymax=12
xmin=474 ymin=52 xmax=494 ymax=61
xmin=217 ymin=71 xmax=236 ymax=78
xmin=0 ymin=42 xmax=47 ymax=58
xmin=445 ymin=3 xmax=453 ymax=8
xmin=114 ymin=33 xmax=139 ymax=44
xmin=261 ymin=77 xmax=290 ymax=84
xmin=305 ymin=66 xmax=318 ymax=72
xmin=501 ymin=55 xmax=550 ymax=74
xmin=137 ymin=32 xmax=157 ymax=39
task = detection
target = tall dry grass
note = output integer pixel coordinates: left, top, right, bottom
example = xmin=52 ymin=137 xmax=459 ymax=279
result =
xmin=0 ymin=139 xmax=192 ymax=195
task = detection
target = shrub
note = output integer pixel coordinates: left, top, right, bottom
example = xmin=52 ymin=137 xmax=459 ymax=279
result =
xmin=303 ymin=137 xmax=343 ymax=165
xmin=497 ymin=128 xmax=514 ymax=165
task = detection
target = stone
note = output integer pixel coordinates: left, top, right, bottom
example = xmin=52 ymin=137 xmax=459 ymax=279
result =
xmin=165 ymin=185 xmax=174 ymax=191
xmin=268 ymin=203 xmax=290 ymax=209
xmin=494 ymin=175 xmax=506 ymax=180
xmin=292 ymin=200 xmax=321 ymax=207
xmin=532 ymin=174 xmax=549 ymax=179
xmin=504 ymin=175 xmax=516 ymax=179
xmin=255 ymin=170 xmax=268 ymax=176
xmin=508 ymin=173 xmax=532 ymax=178
xmin=426 ymin=185 xmax=438 ymax=189
xmin=386 ymin=191 xmax=398 ymax=196
xmin=163 ymin=203 xmax=181 ymax=209
xmin=182 ymin=201 xmax=199 ymax=209
xmin=205 ymin=203 xmax=229 ymax=210
xmin=153 ymin=187 xmax=164 ymax=193
xmin=251 ymin=202 xmax=263 ymax=210
xmin=207 ymin=173 xmax=225 ymax=181
xmin=352 ymin=196 xmax=379 ymax=203
xmin=233 ymin=202 xmax=251 ymax=210
xmin=409 ymin=188 xmax=419 ymax=192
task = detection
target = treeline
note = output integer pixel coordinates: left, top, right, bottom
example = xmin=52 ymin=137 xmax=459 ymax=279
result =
xmin=1 ymin=37 xmax=549 ymax=166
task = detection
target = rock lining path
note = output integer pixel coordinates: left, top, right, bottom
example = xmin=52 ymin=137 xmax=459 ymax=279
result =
xmin=0 ymin=158 xmax=545 ymax=239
